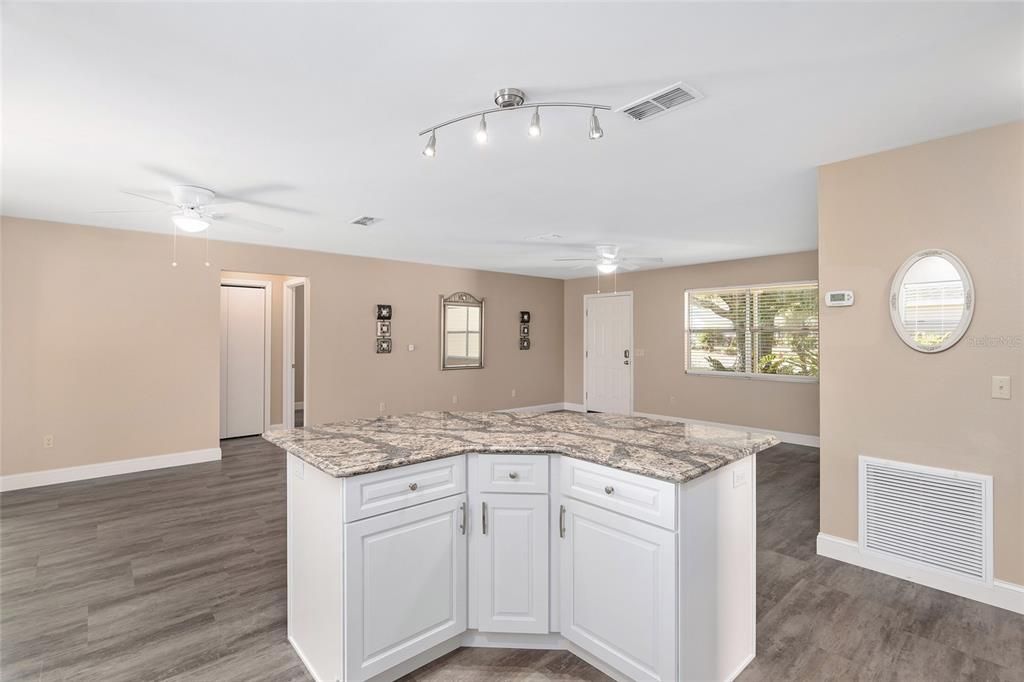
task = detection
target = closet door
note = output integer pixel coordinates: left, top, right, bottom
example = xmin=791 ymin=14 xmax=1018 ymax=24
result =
xmin=220 ymin=285 xmax=267 ymax=438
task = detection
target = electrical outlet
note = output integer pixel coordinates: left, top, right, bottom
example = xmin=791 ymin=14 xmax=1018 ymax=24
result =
xmin=992 ymin=376 xmax=1011 ymax=400
xmin=452 ymin=394 xmax=458 ymax=405
xmin=407 ymin=344 xmax=415 ymax=351
xmin=511 ymin=388 xmax=517 ymax=398
xmin=43 ymin=434 xmax=54 ymax=449
xmin=378 ymin=401 xmax=386 ymax=413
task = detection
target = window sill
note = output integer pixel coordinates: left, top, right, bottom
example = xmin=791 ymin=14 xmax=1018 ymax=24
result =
xmin=685 ymin=369 xmax=819 ymax=384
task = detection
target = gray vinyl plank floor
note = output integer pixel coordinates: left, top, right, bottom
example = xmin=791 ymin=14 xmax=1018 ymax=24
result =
xmin=2 ymin=438 xmax=1022 ymax=681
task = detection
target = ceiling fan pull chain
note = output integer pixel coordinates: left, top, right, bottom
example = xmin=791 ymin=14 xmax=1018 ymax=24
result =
xmin=171 ymin=223 xmax=178 ymax=268
xmin=204 ymin=228 xmax=211 ymax=267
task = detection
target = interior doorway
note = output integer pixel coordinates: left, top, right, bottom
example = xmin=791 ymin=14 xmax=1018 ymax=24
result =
xmin=583 ymin=291 xmax=634 ymax=415
xmin=283 ymin=277 xmax=308 ymax=428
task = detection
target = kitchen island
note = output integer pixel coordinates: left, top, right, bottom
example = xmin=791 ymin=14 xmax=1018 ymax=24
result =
xmin=264 ymin=410 xmax=777 ymax=682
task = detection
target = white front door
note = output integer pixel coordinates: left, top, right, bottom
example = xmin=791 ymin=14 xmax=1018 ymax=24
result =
xmin=585 ymin=293 xmax=633 ymax=414
xmin=477 ymin=493 xmax=549 ymax=634
xmin=220 ymin=285 xmax=267 ymax=438
xmin=343 ymin=494 xmax=468 ymax=681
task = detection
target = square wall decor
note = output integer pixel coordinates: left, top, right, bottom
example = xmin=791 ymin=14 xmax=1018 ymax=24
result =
xmin=520 ymin=311 xmax=531 ymax=324
xmin=376 ymin=304 xmax=393 ymax=321
xmin=376 ymin=337 xmax=392 ymax=353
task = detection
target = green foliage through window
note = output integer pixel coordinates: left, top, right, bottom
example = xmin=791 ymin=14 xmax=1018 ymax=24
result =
xmin=686 ymin=283 xmax=818 ymax=379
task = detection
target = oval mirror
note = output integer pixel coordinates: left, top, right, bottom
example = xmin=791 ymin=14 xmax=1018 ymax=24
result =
xmin=890 ymin=249 xmax=974 ymax=353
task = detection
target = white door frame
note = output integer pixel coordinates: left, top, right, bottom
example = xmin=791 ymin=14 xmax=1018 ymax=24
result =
xmin=220 ymin=278 xmax=273 ymax=434
xmin=583 ymin=291 xmax=634 ymax=415
xmin=283 ymin=277 xmax=309 ymax=429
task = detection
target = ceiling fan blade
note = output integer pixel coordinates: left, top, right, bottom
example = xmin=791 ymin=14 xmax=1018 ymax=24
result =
xmin=622 ymin=257 xmax=665 ymax=264
xmin=212 ymin=194 xmax=313 ymax=215
xmin=619 ymin=262 xmax=642 ymax=271
xmin=212 ymin=214 xmax=284 ymax=233
xmin=121 ymin=190 xmax=177 ymax=207
xmin=92 ymin=208 xmax=170 ymax=214
xmin=553 ymin=258 xmax=597 ymax=262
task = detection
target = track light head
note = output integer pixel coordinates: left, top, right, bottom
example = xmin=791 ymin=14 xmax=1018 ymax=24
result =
xmin=588 ymin=108 xmax=604 ymax=140
xmin=528 ymin=107 xmax=541 ymax=137
xmin=475 ymin=114 xmax=488 ymax=144
xmin=423 ymin=130 xmax=437 ymax=157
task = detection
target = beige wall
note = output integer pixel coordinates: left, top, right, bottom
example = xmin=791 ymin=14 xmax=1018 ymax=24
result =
xmin=818 ymin=121 xmax=1024 ymax=584
xmin=221 ymin=271 xmax=292 ymax=425
xmin=563 ymin=251 xmax=820 ymax=437
xmin=1 ymin=218 xmax=564 ymax=475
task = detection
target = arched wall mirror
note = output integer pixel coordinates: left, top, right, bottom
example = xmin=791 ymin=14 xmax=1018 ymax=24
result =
xmin=889 ymin=249 xmax=974 ymax=353
xmin=441 ymin=292 xmax=484 ymax=369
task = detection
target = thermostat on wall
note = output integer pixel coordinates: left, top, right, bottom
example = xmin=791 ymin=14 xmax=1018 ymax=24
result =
xmin=825 ymin=290 xmax=855 ymax=307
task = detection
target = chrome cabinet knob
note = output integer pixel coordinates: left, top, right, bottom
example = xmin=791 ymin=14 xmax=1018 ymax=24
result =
xmin=604 ymin=486 xmax=614 ymax=495
xmin=408 ymin=482 xmax=418 ymax=491
xmin=508 ymin=471 xmax=519 ymax=480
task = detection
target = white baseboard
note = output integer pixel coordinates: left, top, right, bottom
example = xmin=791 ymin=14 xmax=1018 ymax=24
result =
xmin=501 ymin=402 xmax=570 ymax=414
xmin=562 ymin=402 xmax=586 ymax=412
xmin=0 ymin=447 xmax=222 ymax=492
xmin=633 ymin=411 xmax=819 ymax=448
xmin=817 ymin=533 xmax=1024 ymax=615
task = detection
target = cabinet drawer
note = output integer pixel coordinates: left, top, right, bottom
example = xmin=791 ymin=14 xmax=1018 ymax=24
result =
xmin=560 ymin=457 xmax=676 ymax=530
xmin=476 ymin=454 xmax=549 ymax=494
xmin=343 ymin=456 xmax=466 ymax=522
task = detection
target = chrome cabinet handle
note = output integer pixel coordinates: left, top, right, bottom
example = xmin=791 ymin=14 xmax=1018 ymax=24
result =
xmin=482 ymin=501 xmax=488 ymax=535
xmin=604 ymin=486 xmax=614 ymax=495
xmin=459 ymin=501 xmax=466 ymax=535
xmin=408 ymin=482 xmax=418 ymax=491
xmin=559 ymin=504 xmax=566 ymax=539
xmin=508 ymin=471 xmax=519 ymax=480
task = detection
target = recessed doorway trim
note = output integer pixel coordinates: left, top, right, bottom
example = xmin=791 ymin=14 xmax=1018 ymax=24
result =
xmin=583 ymin=291 xmax=634 ymax=415
xmin=221 ymin=278 xmax=272 ymax=435
xmin=283 ymin=277 xmax=309 ymax=429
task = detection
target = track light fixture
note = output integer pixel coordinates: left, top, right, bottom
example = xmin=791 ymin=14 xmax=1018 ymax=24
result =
xmin=422 ymin=129 xmax=437 ymax=157
xmin=475 ymin=114 xmax=488 ymax=144
xmin=528 ymin=107 xmax=541 ymax=137
xmin=419 ymin=88 xmax=609 ymax=155
xmin=588 ymin=108 xmax=604 ymax=140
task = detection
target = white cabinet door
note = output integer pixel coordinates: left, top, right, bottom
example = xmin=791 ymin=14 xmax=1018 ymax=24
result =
xmin=477 ymin=493 xmax=549 ymax=634
xmin=559 ymin=498 xmax=677 ymax=682
xmin=344 ymin=494 xmax=468 ymax=681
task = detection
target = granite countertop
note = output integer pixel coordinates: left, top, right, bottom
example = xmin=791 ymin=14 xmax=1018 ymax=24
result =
xmin=262 ymin=410 xmax=778 ymax=485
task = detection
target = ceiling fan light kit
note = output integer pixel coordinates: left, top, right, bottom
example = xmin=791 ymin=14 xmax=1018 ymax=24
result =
xmin=419 ymin=88 xmax=610 ymax=157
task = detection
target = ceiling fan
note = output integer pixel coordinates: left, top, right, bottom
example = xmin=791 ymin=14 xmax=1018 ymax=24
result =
xmin=94 ymin=185 xmax=285 ymax=234
xmin=554 ymin=245 xmax=664 ymax=273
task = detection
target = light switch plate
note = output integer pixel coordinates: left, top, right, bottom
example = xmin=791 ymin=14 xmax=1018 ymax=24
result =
xmin=992 ymin=376 xmax=1011 ymax=400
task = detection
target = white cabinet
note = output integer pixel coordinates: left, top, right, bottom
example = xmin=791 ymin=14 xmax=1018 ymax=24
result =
xmin=476 ymin=493 xmax=549 ymax=633
xmin=559 ymin=497 xmax=677 ymax=682
xmin=343 ymin=493 xmax=468 ymax=680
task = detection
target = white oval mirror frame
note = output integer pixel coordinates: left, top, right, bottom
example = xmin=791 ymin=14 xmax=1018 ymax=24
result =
xmin=889 ymin=249 xmax=974 ymax=353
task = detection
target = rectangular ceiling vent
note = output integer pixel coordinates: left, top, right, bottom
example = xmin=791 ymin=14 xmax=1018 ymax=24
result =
xmin=617 ymin=81 xmax=703 ymax=122
xmin=859 ymin=456 xmax=991 ymax=582
xmin=350 ymin=216 xmax=381 ymax=227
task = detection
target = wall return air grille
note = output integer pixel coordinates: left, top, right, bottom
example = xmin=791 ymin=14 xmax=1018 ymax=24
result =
xmin=617 ymin=81 xmax=703 ymax=122
xmin=859 ymin=456 xmax=991 ymax=582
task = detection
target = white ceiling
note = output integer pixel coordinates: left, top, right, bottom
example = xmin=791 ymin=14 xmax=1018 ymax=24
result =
xmin=4 ymin=2 xmax=1021 ymax=278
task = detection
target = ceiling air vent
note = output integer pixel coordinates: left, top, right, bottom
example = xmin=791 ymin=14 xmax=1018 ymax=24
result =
xmin=350 ymin=216 xmax=381 ymax=227
xmin=618 ymin=81 xmax=703 ymax=122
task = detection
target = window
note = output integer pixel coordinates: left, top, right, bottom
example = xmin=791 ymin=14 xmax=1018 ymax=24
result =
xmin=441 ymin=292 xmax=484 ymax=369
xmin=685 ymin=282 xmax=818 ymax=380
